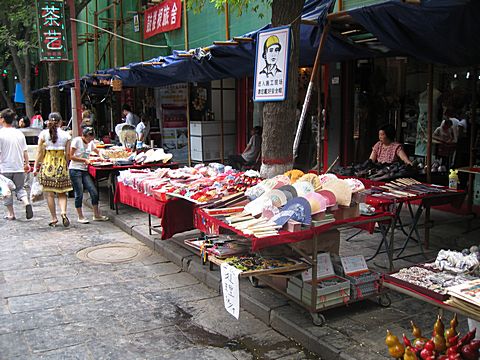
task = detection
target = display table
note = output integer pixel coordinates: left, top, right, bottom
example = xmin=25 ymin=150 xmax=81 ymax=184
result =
xmin=88 ymin=162 xmax=178 ymax=210
xmin=114 ymin=182 xmax=195 ymax=239
xmin=194 ymin=207 xmax=393 ymax=325
xmin=383 ymin=280 xmax=480 ymax=322
xmin=356 ymin=178 xmax=466 ymax=261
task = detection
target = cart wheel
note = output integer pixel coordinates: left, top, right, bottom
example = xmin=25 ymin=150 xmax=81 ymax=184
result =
xmin=378 ymin=293 xmax=391 ymax=307
xmin=311 ymin=313 xmax=326 ymax=326
xmin=249 ymin=276 xmax=259 ymax=287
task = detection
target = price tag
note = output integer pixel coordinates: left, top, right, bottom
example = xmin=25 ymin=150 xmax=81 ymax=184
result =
xmin=302 ymin=252 xmax=334 ymax=282
xmin=221 ymin=263 xmax=242 ymax=319
xmin=341 ymin=255 xmax=368 ymax=276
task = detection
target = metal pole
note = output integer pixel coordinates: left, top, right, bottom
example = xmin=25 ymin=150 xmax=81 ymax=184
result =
xmin=225 ymin=2 xmax=230 ymax=40
xmin=317 ymin=65 xmax=322 ymax=175
xmin=183 ymin=0 xmax=189 ymax=50
xmin=293 ymin=20 xmax=331 ymax=158
xmin=68 ymin=0 xmax=83 ymax=135
xmin=113 ymin=0 xmax=118 ymax=68
xmin=220 ymin=79 xmax=225 ymax=163
xmin=468 ymin=66 xmax=478 ymax=212
xmin=426 ymin=64 xmax=434 ymax=184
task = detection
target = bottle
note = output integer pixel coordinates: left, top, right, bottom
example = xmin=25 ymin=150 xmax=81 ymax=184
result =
xmin=449 ymin=169 xmax=459 ymax=189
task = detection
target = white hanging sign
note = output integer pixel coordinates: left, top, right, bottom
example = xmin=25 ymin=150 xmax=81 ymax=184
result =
xmin=253 ymin=26 xmax=291 ymax=102
xmin=221 ymin=262 xmax=242 ymax=319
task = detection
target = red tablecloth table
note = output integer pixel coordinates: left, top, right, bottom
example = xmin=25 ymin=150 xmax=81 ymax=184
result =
xmin=88 ymin=162 xmax=178 ymax=210
xmin=114 ymin=182 xmax=195 ymax=239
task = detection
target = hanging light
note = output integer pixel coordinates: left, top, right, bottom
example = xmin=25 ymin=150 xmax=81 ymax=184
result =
xmin=466 ymin=72 xmax=470 ymax=79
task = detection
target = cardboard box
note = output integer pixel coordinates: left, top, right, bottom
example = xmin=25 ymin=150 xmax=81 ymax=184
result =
xmin=332 ymin=204 xmax=360 ymax=221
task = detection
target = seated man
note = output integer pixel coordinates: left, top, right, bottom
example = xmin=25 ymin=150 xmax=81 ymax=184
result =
xmin=229 ymin=126 xmax=262 ymax=170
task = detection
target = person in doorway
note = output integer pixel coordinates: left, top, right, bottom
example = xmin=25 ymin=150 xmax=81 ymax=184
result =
xmin=259 ymin=35 xmax=282 ymax=78
xmin=34 ymin=112 xmax=72 ymax=227
xmin=122 ymin=104 xmax=139 ymax=127
xmin=0 ymin=108 xmax=33 ymax=220
xmin=69 ymin=127 xmax=109 ymax=224
xmin=228 ymin=126 xmax=262 ymax=170
xmin=135 ymin=113 xmax=151 ymax=149
xmin=369 ymin=123 xmax=412 ymax=165
xmin=433 ymin=118 xmax=455 ymax=144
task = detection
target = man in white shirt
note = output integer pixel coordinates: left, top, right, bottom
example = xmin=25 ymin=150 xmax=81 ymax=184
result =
xmin=135 ymin=113 xmax=151 ymax=148
xmin=122 ymin=104 xmax=139 ymax=127
xmin=0 ymin=108 xmax=33 ymax=220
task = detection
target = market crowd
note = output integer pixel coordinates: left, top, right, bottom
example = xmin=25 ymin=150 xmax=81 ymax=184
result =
xmin=0 ymin=107 xmax=109 ymax=227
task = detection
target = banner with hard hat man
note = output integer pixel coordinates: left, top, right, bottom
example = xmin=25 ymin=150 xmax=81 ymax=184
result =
xmin=254 ymin=26 xmax=291 ymax=102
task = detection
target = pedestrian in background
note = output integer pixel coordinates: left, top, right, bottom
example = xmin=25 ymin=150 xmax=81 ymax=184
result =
xmin=34 ymin=112 xmax=72 ymax=227
xmin=68 ymin=126 xmax=108 ymax=224
xmin=0 ymin=108 xmax=33 ymax=220
xmin=136 ymin=113 xmax=151 ymax=149
xmin=122 ymin=104 xmax=139 ymax=127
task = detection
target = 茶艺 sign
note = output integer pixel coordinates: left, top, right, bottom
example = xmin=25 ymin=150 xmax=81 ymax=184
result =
xmin=36 ymin=0 xmax=68 ymax=61
xmin=253 ymin=26 xmax=291 ymax=102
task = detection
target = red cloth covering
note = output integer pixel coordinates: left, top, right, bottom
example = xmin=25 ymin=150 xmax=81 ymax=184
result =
xmin=194 ymin=208 xmax=393 ymax=251
xmin=88 ymin=162 xmax=178 ymax=179
xmin=115 ymin=182 xmax=195 ymax=239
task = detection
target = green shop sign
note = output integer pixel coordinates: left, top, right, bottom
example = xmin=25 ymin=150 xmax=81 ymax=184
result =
xmin=36 ymin=0 xmax=68 ymax=61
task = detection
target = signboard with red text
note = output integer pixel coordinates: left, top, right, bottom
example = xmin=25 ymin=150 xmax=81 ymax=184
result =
xmin=144 ymin=0 xmax=182 ymax=39
xmin=36 ymin=0 xmax=68 ymax=61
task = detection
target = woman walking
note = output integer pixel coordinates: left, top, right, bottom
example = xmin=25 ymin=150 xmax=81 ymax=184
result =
xmin=34 ymin=112 xmax=72 ymax=227
xmin=68 ymin=127 xmax=108 ymax=223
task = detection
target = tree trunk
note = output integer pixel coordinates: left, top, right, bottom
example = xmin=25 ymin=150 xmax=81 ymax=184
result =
xmin=260 ymin=0 xmax=304 ymax=178
xmin=0 ymin=78 xmax=14 ymax=109
xmin=9 ymin=46 xmax=34 ymax=118
xmin=23 ymin=53 xmax=34 ymax=118
xmin=48 ymin=63 xmax=61 ymax=112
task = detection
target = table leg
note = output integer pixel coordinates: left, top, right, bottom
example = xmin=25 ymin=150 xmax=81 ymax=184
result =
xmin=395 ymin=204 xmax=425 ymax=259
xmin=424 ymin=206 xmax=430 ymax=250
xmin=311 ymin=234 xmax=318 ymax=312
xmin=148 ymin=213 xmax=152 ymax=236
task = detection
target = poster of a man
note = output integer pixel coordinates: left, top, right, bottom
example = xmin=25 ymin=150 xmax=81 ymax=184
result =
xmin=260 ymin=35 xmax=282 ymax=78
xmin=254 ymin=26 xmax=290 ymax=102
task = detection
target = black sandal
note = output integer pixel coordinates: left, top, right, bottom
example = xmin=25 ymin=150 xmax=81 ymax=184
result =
xmin=49 ymin=220 xmax=58 ymax=227
xmin=61 ymin=214 xmax=70 ymax=227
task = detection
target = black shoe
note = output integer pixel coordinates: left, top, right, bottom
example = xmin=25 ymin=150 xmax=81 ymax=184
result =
xmin=61 ymin=214 xmax=70 ymax=227
xmin=25 ymin=204 xmax=33 ymax=219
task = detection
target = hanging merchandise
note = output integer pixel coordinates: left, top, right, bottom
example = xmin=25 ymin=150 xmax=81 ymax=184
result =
xmin=449 ymin=169 xmax=459 ymax=189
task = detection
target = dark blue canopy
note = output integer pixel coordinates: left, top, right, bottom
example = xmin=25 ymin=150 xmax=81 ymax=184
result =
xmin=349 ymin=0 xmax=480 ymax=67
xmin=89 ymin=0 xmax=480 ymax=88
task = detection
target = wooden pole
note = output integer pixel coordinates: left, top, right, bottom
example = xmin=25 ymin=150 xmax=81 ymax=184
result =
xmin=183 ymin=0 xmax=189 ymax=50
xmin=220 ymin=79 xmax=225 ymax=164
xmin=293 ymin=20 xmax=332 ymax=158
xmin=225 ymin=2 xmax=230 ymax=40
xmin=113 ymin=0 xmax=117 ymax=68
xmin=68 ymin=0 xmax=83 ymax=135
xmin=426 ymin=64 xmax=434 ymax=184
xmin=317 ymin=65 xmax=322 ymax=175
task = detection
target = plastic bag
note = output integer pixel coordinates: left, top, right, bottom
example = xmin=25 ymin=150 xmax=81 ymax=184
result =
xmin=0 ymin=174 xmax=15 ymax=199
xmin=30 ymin=176 xmax=44 ymax=203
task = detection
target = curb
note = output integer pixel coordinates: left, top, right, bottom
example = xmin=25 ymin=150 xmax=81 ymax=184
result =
xmin=106 ymin=206 xmax=365 ymax=360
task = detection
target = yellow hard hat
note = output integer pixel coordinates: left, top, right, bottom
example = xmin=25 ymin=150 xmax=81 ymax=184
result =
xmin=265 ymin=35 xmax=280 ymax=49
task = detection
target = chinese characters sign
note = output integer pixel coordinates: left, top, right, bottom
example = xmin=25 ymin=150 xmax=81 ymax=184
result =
xmin=144 ymin=0 xmax=182 ymax=39
xmin=254 ymin=26 xmax=291 ymax=102
xmin=36 ymin=0 xmax=68 ymax=61
xmin=220 ymin=263 xmax=242 ymax=319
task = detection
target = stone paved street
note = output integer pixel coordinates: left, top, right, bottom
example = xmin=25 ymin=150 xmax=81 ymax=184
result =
xmin=0 ymin=199 xmax=316 ymax=359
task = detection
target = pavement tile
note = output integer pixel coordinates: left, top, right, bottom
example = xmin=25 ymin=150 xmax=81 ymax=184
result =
xmin=28 ymin=344 xmax=91 ymax=360
xmin=0 ymin=257 xmax=38 ymax=271
xmin=23 ymin=323 xmax=96 ymax=353
xmin=3 ymin=265 xmax=79 ymax=283
xmin=84 ymin=338 xmax=140 ymax=360
xmin=154 ymin=346 xmax=238 ymax=360
xmin=0 ymin=279 xmax=48 ymax=298
xmin=7 ymin=288 xmax=91 ymax=313
xmin=33 ymin=255 xmax=83 ymax=268
xmin=142 ymin=283 xmax=218 ymax=304
xmin=43 ymin=272 xmax=122 ymax=292
xmin=112 ymin=262 xmax=180 ymax=280
xmin=0 ymin=308 xmax=68 ymax=334
xmin=0 ymin=331 xmax=31 ymax=358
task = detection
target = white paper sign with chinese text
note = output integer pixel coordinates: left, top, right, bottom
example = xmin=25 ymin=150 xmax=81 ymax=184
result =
xmin=301 ymin=253 xmax=334 ymax=282
xmin=341 ymin=255 xmax=368 ymax=276
xmin=253 ymin=26 xmax=291 ymax=102
xmin=221 ymin=263 xmax=242 ymax=319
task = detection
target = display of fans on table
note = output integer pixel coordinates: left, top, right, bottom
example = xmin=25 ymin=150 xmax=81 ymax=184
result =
xmin=117 ymin=164 xmax=262 ymax=204
xmin=202 ymin=170 xmax=369 ymax=238
xmin=88 ymin=146 xmax=173 ymax=167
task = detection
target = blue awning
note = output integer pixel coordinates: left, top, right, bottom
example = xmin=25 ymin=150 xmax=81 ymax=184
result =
xmin=87 ymin=0 xmax=480 ymax=88
xmin=348 ymin=0 xmax=480 ymax=66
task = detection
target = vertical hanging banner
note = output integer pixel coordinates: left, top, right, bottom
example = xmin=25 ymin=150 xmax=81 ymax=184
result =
xmin=144 ymin=0 xmax=182 ymax=39
xmin=253 ymin=26 xmax=291 ymax=102
xmin=36 ymin=0 xmax=68 ymax=61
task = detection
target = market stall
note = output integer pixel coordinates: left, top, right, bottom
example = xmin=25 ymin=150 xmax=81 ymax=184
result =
xmin=114 ymin=164 xmax=262 ymax=239
xmin=187 ymin=171 xmax=395 ymax=325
